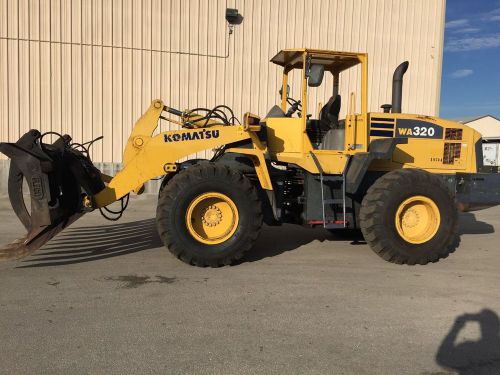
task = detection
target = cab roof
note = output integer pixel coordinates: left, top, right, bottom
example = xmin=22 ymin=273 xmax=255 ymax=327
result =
xmin=270 ymin=48 xmax=366 ymax=74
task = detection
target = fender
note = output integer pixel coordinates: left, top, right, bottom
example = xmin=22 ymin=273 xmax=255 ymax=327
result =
xmin=159 ymin=159 xmax=209 ymax=193
xmin=225 ymin=135 xmax=278 ymax=225
xmin=225 ymin=133 xmax=273 ymax=191
xmin=346 ymin=138 xmax=408 ymax=194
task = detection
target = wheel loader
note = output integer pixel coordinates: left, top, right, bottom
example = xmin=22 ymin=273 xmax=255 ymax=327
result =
xmin=2 ymin=48 xmax=500 ymax=266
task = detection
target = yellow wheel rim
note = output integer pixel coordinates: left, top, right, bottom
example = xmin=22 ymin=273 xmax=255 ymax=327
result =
xmin=395 ymin=195 xmax=441 ymax=244
xmin=185 ymin=192 xmax=239 ymax=245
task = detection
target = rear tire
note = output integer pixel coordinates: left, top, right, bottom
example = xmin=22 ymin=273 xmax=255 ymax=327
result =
xmin=359 ymin=169 xmax=459 ymax=265
xmin=156 ymin=163 xmax=262 ymax=267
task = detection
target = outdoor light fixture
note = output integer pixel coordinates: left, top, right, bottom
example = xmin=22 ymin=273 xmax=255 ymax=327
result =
xmin=225 ymin=8 xmax=243 ymax=25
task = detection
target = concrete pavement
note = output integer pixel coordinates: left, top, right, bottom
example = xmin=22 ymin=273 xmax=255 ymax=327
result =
xmin=1 ymin=196 xmax=500 ymax=374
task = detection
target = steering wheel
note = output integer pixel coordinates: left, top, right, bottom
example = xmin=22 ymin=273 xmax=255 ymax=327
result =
xmin=286 ymin=97 xmax=302 ymax=117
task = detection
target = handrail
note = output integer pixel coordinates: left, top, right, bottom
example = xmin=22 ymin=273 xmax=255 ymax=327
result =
xmin=347 ymin=92 xmax=357 ymax=151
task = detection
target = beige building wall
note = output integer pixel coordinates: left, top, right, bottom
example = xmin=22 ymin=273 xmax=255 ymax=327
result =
xmin=461 ymin=116 xmax=500 ymax=140
xmin=0 ymin=0 xmax=446 ymax=163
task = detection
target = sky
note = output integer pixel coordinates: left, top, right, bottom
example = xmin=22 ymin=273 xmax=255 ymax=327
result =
xmin=440 ymin=0 xmax=500 ymax=119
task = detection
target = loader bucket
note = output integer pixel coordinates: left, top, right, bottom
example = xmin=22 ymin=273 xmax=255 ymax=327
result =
xmin=0 ymin=130 xmax=105 ymax=260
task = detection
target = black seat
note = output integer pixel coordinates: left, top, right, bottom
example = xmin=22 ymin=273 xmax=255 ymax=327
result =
xmin=265 ymin=105 xmax=286 ymax=118
xmin=306 ymin=95 xmax=342 ymax=149
xmin=319 ymin=95 xmax=341 ymax=131
xmin=319 ymin=128 xmax=345 ymax=150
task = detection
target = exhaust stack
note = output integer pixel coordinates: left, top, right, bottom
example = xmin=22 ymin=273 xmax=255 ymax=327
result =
xmin=391 ymin=61 xmax=409 ymax=113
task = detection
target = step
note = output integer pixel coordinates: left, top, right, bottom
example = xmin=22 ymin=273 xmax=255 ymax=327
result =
xmin=324 ymin=223 xmax=348 ymax=229
xmin=307 ymin=220 xmax=348 ymax=227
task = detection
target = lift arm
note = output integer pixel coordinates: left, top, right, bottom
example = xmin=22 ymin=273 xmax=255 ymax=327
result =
xmin=93 ymin=100 xmax=254 ymax=208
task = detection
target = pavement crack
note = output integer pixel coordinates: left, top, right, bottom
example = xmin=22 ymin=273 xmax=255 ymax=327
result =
xmin=47 ymin=279 xmax=60 ymax=287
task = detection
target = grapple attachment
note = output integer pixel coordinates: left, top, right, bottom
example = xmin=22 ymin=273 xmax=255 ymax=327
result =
xmin=0 ymin=130 xmax=105 ymax=260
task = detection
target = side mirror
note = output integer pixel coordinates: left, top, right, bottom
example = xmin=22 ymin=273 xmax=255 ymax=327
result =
xmin=279 ymin=84 xmax=290 ymax=98
xmin=308 ymin=64 xmax=324 ymax=87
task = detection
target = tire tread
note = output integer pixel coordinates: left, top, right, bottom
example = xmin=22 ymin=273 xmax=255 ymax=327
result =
xmin=156 ymin=163 xmax=262 ymax=267
xmin=359 ymin=168 xmax=459 ymax=265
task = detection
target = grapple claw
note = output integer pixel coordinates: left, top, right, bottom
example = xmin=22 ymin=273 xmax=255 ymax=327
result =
xmin=0 ymin=130 xmax=104 ymax=260
xmin=0 ymin=211 xmax=84 ymax=260
xmin=0 ymin=237 xmax=32 ymax=260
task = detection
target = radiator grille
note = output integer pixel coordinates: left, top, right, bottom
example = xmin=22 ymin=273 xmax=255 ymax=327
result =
xmin=445 ymin=128 xmax=463 ymax=140
xmin=443 ymin=143 xmax=461 ymax=164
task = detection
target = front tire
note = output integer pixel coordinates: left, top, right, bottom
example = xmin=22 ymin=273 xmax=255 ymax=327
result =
xmin=156 ymin=163 xmax=262 ymax=267
xmin=359 ymin=169 xmax=459 ymax=265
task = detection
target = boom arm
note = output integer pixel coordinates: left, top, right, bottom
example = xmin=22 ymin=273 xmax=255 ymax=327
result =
xmin=92 ymin=100 xmax=253 ymax=208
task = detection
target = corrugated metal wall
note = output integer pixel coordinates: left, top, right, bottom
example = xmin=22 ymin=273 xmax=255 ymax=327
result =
xmin=0 ymin=0 xmax=445 ymax=163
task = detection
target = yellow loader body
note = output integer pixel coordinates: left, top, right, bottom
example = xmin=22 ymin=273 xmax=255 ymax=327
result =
xmin=0 ymin=48 xmax=496 ymax=267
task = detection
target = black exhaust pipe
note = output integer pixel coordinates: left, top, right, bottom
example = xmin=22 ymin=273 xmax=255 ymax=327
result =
xmin=391 ymin=61 xmax=409 ymax=113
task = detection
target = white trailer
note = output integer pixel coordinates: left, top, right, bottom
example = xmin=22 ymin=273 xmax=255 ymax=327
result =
xmin=483 ymin=143 xmax=500 ymax=167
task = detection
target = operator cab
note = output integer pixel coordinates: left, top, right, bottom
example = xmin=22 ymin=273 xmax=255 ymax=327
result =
xmin=268 ymin=49 xmax=366 ymax=150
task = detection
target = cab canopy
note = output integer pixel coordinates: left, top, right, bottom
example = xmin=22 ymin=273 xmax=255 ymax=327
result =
xmin=270 ymin=48 xmax=366 ymax=74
